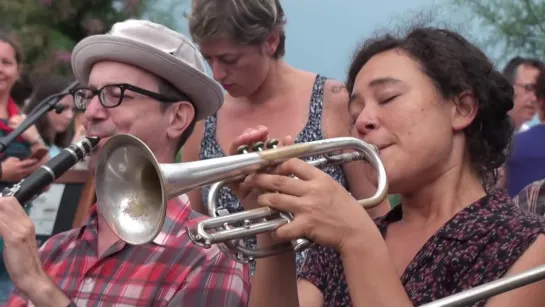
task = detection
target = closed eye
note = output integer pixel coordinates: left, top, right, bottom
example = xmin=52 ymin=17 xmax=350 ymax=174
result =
xmin=380 ymin=95 xmax=399 ymax=104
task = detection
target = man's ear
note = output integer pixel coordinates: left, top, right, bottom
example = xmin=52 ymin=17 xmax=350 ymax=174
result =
xmin=451 ymin=90 xmax=478 ymax=132
xmin=166 ymin=102 xmax=195 ymax=140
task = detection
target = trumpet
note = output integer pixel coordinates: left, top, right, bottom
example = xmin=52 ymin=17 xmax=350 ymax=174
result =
xmin=94 ymin=134 xmax=388 ymax=262
xmin=203 ymin=139 xmax=386 ymax=263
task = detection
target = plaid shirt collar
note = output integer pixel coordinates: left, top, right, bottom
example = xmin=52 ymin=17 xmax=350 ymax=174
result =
xmin=78 ymin=194 xmax=192 ymax=247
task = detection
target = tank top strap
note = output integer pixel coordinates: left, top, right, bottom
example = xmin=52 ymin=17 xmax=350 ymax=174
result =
xmin=199 ymin=114 xmax=223 ymax=160
xmin=309 ymin=75 xmax=327 ymax=123
xmin=295 ymin=74 xmax=327 ymax=143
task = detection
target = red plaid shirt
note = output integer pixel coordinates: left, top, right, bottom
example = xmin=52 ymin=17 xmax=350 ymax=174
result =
xmin=8 ymin=194 xmax=250 ymax=306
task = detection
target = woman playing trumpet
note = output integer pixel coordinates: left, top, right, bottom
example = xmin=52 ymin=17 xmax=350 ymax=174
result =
xmin=230 ymin=27 xmax=545 ymax=306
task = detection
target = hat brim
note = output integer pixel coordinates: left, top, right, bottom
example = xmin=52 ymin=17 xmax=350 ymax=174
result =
xmin=71 ymin=35 xmax=223 ymax=121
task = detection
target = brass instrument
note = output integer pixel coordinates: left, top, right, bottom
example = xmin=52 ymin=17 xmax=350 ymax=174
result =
xmin=419 ymin=264 xmax=545 ymax=306
xmin=94 ymin=134 xmax=388 ymax=262
xmin=204 ymin=139 xmax=386 ymax=263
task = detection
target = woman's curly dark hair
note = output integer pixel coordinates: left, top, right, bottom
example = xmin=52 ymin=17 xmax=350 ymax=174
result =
xmin=346 ymin=27 xmax=515 ymax=189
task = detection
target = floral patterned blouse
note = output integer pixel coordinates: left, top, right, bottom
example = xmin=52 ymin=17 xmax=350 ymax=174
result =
xmin=298 ymin=190 xmax=545 ymax=306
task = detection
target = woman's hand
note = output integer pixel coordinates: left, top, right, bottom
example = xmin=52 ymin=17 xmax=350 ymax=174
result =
xmin=1 ymin=157 xmax=39 ymax=182
xmin=8 ymin=115 xmax=42 ymax=145
xmin=246 ymin=158 xmax=378 ymax=254
xmin=226 ymin=125 xmax=294 ymax=210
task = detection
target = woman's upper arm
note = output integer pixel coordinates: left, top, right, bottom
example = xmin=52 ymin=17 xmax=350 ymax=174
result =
xmin=180 ymin=120 xmax=206 ymax=214
xmin=486 ymin=234 xmax=545 ymax=307
xmin=298 ymin=279 xmax=324 ymax=307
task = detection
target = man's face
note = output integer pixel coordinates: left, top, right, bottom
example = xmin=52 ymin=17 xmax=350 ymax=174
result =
xmin=83 ymin=61 xmax=175 ymax=168
xmin=511 ymin=64 xmax=540 ymax=127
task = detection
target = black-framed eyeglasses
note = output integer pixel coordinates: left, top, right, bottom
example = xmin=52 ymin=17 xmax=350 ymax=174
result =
xmin=514 ymin=83 xmax=536 ymax=93
xmin=69 ymin=83 xmax=189 ymax=110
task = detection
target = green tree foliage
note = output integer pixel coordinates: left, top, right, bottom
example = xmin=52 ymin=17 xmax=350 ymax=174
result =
xmin=451 ymin=0 xmax=545 ymax=62
xmin=0 ymin=0 xmax=185 ymax=78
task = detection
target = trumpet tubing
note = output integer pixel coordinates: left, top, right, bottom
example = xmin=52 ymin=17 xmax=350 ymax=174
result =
xmin=195 ymin=139 xmax=383 ymax=263
xmin=94 ymin=134 xmax=388 ymax=263
xmin=189 ymin=138 xmax=388 ymax=263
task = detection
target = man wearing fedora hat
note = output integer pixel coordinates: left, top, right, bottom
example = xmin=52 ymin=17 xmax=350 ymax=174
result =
xmin=3 ymin=20 xmax=249 ymax=306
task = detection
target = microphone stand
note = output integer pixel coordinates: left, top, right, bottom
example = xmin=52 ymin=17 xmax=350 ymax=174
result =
xmin=0 ymin=80 xmax=80 ymax=153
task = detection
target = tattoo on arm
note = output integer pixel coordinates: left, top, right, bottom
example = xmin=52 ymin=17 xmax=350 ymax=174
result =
xmin=331 ymin=84 xmax=346 ymax=94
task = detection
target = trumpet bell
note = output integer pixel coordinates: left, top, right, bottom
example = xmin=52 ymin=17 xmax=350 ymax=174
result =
xmin=95 ymin=134 xmax=166 ymax=245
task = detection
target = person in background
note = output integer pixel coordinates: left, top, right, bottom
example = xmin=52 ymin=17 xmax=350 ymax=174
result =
xmin=9 ymin=72 xmax=33 ymax=108
xmin=0 ymin=34 xmax=48 ymax=186
xmin=502 ymin=57 xmax=543 ymax=132
xmin=23 ymin=75 xmax=76 ymax=157
xmin=71 ymin=109 xmax=86 ymax=143
xmin=0 ymin=33 xmax=48 ymax=302
xmin=182 ymin=0 xmax=391 ymax=275
xmin=513 ymin=178 xmax=545 ymax=216
xmin=505 ymin=66 xmax=545 ymax=197
xmin=234 ymin=27 xmax=545 ymax=306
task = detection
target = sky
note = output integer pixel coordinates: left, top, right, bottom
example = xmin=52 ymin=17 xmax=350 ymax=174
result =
xmin=156 ymin=0 xmax=497 ymax=82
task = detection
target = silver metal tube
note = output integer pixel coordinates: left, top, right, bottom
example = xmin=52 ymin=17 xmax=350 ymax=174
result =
xmin=94 ymin=134 xmax=388 ymax=262
xmin=420 ymin=264 xmax=545 ymax=306
xmin=188 ymin=139 xmax=388 ymax=262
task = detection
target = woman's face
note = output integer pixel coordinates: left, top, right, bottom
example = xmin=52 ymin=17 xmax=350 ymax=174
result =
xmin=349 ymin=49 xmax=469 ymax=194
xmin=47 ymin=95 xmax=75 ymax=133
xmin=199 ymin=36 xmax=275 ymax=98
xmin=0 ymin=41 xmax=19 ymax=95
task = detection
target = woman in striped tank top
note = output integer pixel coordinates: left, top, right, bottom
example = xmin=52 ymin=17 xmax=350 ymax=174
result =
xmin=181 ymin=0 xmax=390 ymax=275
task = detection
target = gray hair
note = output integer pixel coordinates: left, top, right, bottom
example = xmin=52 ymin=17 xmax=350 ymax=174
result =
xmin=188 ymin=0 xmax=287 ymax=58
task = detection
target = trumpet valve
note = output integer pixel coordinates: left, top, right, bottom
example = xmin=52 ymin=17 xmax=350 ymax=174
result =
xmin=243 ymin=219 xmax=251 ymax=228
xmin=252 ymin=141 xmax=265 ymax=152
xmin=266 ymin=139 xmax=279 ymax=149
xmin=237 ymin=145 xmax=250 ymax=154
xmin=186 ymin=226 xmax=213 ymax=249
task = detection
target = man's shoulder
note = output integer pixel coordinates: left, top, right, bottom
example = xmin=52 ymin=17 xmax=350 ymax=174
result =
xmin=516 ymin=124 xmax=545 ymax=140
xmin=37 ymin=228 xmax=82 ymax=260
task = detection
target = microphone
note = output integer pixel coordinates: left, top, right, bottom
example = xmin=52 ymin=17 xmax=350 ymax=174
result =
xmin=2 ymin=136 xmax=100 ymax=206
xmin=0 ymin=80 xmax=80 ymax=153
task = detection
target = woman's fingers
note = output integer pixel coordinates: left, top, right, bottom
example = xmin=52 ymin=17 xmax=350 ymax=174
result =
xmin=256 ymin=191 xmax=306 ymax=215
xmin=248 ymin=172 xmax=308 ymax=197
xmin=228 ymin=125 xmax=269 ymax=155
xmin=281 ymin=135 xmax=294 ymax=146
xmin=273 ymin=218 xmax=308 ymax=242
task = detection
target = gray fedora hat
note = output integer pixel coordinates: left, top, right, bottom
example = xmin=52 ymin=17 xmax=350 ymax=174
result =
xmin=71 ymin=19 xmax=223 ymax=121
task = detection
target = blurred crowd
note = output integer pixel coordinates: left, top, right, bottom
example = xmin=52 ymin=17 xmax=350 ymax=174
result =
xmin=0 ymin=34 xmax=88 ymax=301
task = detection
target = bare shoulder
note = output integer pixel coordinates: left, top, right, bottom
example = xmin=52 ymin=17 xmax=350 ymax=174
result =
xmin=321 ymin=79 xmax=352 ymax=138
xmin=322 ymin=79 xmax=349 ymax=108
